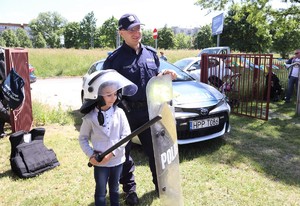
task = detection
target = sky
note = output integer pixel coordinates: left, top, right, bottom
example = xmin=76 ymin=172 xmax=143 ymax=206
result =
xmin=1 ymin=0 xmax=290 ymax=30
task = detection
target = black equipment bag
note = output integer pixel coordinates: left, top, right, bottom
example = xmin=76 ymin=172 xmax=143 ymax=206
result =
xmin=9 ymin=127 xmax=60 ymax=178
xmin=1 ymin=68 xmax=25 ymax=110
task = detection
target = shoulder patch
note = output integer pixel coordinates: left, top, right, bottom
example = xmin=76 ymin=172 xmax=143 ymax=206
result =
xmin=145 ymin=45 xmax=157 ymax=53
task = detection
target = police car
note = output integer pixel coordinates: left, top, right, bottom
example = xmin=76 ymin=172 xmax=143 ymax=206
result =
xmin=81 ymin=59 xmax=231 ymax=144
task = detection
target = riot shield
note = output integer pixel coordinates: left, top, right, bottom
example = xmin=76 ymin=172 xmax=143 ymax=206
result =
xmin=146 ymin=74 xmax=184 ymax=205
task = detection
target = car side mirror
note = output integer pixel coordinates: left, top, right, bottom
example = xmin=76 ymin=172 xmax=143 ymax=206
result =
xmin=187 ymin=66 xmax=197 ymax=71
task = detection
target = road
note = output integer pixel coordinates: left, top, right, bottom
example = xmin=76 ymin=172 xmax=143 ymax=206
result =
xmin=30 ymin=77 xmax=83 ymax=110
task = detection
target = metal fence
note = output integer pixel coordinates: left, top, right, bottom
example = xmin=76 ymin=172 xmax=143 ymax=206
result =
xmin=201 ymin=53 xmax=289 ymax=120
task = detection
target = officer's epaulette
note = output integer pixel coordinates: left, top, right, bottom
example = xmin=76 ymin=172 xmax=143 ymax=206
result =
xmin=145 ymin=45 xmax=157 ymax=53
xmin=106 ymin=49 xmax=119 ymax=61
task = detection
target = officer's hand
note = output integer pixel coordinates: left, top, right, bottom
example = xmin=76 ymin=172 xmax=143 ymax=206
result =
xmin=159 ymin=70 xmax=177 ymax=80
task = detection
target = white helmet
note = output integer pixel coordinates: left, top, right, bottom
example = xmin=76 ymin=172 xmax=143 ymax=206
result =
xmin=80 ymin=69 xmax=137 ymax=113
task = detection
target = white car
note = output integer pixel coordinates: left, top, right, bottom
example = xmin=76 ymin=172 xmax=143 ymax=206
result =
xmin=174 ymin=57 xmax=234 ymax=88
xmin=81 ymin=59 xmax=231 ymax=145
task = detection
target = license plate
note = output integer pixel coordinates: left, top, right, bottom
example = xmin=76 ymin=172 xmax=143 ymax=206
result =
xmin=190 ymin=117 xmax=219 ymax=130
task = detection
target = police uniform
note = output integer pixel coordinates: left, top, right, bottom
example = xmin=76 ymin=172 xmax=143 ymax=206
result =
xmin=103 ymin=42 xmax=160 ymax=194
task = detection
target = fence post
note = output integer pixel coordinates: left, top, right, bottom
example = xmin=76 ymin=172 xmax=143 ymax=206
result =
xmin=200 ymin=53 xmax=209 ymax=83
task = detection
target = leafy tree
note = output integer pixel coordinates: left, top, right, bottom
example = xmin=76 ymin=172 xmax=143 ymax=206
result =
xmin=220 ymin=4 xmax=272 ymax=52
xmin=0 ymin=37 xmax=6 ymax=47
xmin=29 ymin=11 xmax=67 ymax=48
xmin=195 ymin=0 xmax=299 ymax=53
xmin=1 ymin=29 xmax=19 ymax=47
xmin=79 ymin=11 xmax=97 ymax=49
xmin=157 ymin=25 xmax=175 ymax=49
xmin=270 ymin=6 xmax=300 ymax=58
xmin=174 ymin=33 xmax=193 ymax=49
xmin=98 ymin=16 xmax=118 ymax=48
xmin=16 ymin=28 xmax=32 ymax=48
xmin=32 ymin=32 xmax=47 ymax=48
xmin=194 ymin=24 xmax=214 ymax=49
xmin=195 ymin=0 xmax=300 ymax=11
xmin=142 ymin=29 xmax=156 ymax=48
xmin=64 ymin=22 xmax=81 ymax=49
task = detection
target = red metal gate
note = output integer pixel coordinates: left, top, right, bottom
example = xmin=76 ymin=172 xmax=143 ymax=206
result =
xmin=201 ymin=53 xmax=288 ymax=120
xmin=4 ymin=48 xmax=33 ymax=132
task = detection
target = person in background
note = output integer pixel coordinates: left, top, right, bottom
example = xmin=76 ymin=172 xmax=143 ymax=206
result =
xmin=79 ymin=70 xmax=137 ymax=206
xmin=0 ymin=48 xmax=10 ymax=138
xmin=159 ymin=51 xmax=168 ymax=61
xmin=103 ymin=13 xmax=176 ymax=205
xmin=285 ymin=49 xmax=300 ymax=103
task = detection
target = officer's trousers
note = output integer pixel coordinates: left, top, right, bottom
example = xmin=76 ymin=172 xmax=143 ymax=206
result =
xmin=121 ymin=108 xmax=158 ymax=193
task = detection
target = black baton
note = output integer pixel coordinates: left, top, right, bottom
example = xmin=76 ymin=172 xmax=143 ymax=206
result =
xmin=88 ymin=115 xmax=162 ymax=167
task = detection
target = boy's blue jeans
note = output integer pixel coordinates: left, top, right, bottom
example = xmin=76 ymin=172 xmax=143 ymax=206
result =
xmin=94 ymin=164 xmax=123 ymax=206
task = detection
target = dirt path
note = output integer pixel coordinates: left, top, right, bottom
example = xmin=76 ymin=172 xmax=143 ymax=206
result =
xmin=30 ymin=77 xmax=82 ymax=110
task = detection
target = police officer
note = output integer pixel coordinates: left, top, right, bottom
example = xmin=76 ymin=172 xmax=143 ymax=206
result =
xmin=103 ymin=13 xmax=176 ymax=205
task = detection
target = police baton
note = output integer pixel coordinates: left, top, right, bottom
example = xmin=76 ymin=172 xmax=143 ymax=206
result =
xmin=88 ymin=115 xmax=162 ymax=167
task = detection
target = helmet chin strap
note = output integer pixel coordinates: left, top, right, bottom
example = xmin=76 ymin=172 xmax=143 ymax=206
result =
xmin=96 ymin=89 xmax=122 ymax=126
xmin=97 ymin=110 xmax=105 ymax=126
xmin=96 ymin=99 xmax=106 ymax=126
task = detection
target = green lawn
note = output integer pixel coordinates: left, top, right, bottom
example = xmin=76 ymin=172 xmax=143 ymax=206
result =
xmin=0 ymin=100 xmax=299 ymax=205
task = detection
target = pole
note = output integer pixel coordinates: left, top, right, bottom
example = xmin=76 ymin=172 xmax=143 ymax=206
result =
xmin=155 ymin=39 xmax=158 ymax=49
xmin=217 ymin=34 xmax=220 ymax=47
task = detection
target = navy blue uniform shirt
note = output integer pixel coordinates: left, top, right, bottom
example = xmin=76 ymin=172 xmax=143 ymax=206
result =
xmin=103 ymin=42 xmax=160 ymax=102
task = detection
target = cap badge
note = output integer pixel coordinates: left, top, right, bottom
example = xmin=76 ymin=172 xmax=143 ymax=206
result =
xmin=128 ymin=15 xmax=135 ymax=22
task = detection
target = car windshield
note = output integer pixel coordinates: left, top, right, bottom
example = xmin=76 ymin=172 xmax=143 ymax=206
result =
xmin=173 ymin=59 xmax=195 ymax=70
xmin=200 ymin=49 xmax=220 ymax=54
xmin=159 ymin=60 xmax=194 ymax=82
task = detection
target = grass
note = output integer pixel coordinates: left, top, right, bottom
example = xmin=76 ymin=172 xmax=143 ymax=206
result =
xmin=0 ymin=99 xmax=299 ymax=205
xmin=27 ymin=48 xmax=199 ymax=78
xmin=0 ymin=49 xmax=299 ymax=205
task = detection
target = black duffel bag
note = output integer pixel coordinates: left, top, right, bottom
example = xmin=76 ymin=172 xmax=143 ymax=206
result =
xmin=9 ymin=127 xmax=60 ymax=178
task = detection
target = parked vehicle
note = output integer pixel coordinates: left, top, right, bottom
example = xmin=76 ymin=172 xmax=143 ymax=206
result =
xmin=28 ymin=64 xmax=37 ymax=83
xmin=81 ymin=59 xmax=231 ymax=144
xmin=197 ymin=46 xmax=231 ymax=56
xmin=173 ymin=57 xmax=233 ymax=88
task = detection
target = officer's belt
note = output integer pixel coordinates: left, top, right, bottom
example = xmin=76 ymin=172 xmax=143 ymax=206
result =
xmin=127 ymin=101 xmax=148 ymax=109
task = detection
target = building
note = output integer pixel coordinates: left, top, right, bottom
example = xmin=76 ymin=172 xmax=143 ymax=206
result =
xmin=171 ymin=26 xmax=200 ymax=36
xmin=0 ymin=23 xmax=31 ymax=36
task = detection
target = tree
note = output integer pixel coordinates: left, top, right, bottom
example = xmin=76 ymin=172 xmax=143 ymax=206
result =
xmin=1 ymin=29 xmax=19 ymax=47
xmin=64 ymin=22 xmax=81 ymax=49
xmin=269 ymin=5 xmax=300 ymax=57
xmin=174 ymin=33 xmax=193 ymax=49
xmin=195 ymin=0 xmax=300 ymax=53
xmin=0 ymin=37 xmax=6 ymax=47
xmin=97 ymin=16 xmax=118 ymax=48
xmin=220 ymin=4 xmax=272 ymax=52
xmin=16 ymin=28 xmax=32 ymax=48
xmin=32 ymin=32 xmax=47 ymax=48
xmin=142 ymin=29 xmax=156 ymax=48
xmin=29 ymin=11 xmax=67 ymax=48
xmin=195 ymin=0 xmax=300 ymax=11
xmin=194 ymin=24 xmax=214 ymax=49
xmin=79 ymin=11 xmax=97 ymax=49
xmin=157 ymin=25 xmax=175 ymax=49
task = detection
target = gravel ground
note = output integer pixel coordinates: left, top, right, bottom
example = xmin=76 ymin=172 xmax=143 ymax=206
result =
xmin=30 ymin=77 xmax=83 ymax=110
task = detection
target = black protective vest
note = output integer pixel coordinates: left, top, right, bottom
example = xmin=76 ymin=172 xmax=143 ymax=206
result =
xmin=9 ymin=127 xmax=60 ymax=178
